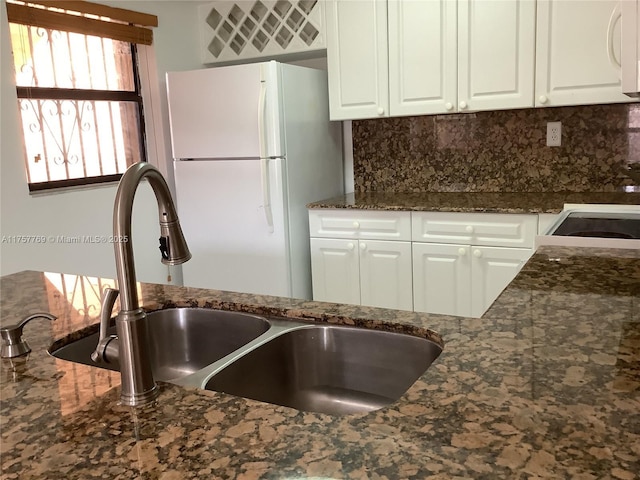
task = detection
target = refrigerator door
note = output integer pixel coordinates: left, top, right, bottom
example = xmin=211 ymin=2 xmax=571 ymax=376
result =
xmin=174 ymin=158 xmax=291 ymax=297
xmin=166 ymin=62 xmax=283 ymax=159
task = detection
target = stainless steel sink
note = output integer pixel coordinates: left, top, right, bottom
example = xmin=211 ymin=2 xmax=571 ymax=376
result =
xmin=203 ymin=324 xmax=443 ymax=415
xmin=51 ymin=309 xmax=443 ymax=415
xmin=50 ymin=308 xmax=270 ymax=382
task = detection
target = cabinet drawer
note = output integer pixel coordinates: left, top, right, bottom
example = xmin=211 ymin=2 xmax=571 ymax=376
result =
xmin=412 ymin=212 xmax=538 ymax=248
xmin=309 ymin=209 xmax=412 ymax=241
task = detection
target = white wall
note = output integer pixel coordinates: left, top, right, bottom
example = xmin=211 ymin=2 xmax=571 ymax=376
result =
xmin=0 ymin=1 xmax=205 ymax=283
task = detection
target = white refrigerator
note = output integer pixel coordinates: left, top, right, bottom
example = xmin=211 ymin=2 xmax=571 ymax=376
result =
xmin=166 ymin=61 xmax=343 ymax=299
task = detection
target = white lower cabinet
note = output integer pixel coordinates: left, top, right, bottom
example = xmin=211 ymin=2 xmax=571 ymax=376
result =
xmin=470 ymin=245 xmax=533 ymax=317
xmin=310 ymin=209 xmax=538 ymax=318
xmin=310 ymin=238 xmax=360 ymax=306
xmin=310 ymin=238 xmax=412 ymax=310
xmin=309 ymin=209 xmax=413 ymax=311
xmin=412 ymin=243 xmax=530 ymax=318
xmin=412 ymin=243 xmax=472 ymax=317
xmin=412 ymin=211 xmax=537 ymax=317
xmin=359 ymin=240 xmax=413 ymax=310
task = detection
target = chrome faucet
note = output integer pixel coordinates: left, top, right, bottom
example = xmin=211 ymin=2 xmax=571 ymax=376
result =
xmin=92 ymin=162 xmax=191 ymax=406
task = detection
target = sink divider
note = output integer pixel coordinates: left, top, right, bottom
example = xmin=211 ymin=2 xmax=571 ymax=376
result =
xmin=171 ymin=317 xmax=315 ymax=389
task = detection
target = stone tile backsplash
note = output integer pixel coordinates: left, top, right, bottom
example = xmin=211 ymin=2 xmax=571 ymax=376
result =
xmin=352 ymin=103 xmax=640 ymax=192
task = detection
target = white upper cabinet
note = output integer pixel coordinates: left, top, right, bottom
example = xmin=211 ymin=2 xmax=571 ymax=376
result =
xmin=327 ymin=0 xmax=536 ymax=119
xmin=326 ymin=0 xmax=638 ymax=120
xmin=387 ymin=0 xmax=457 ymax=115
xmin=535 ymin=0 xmax=636 ymax=107
xmin=326 ymin=0 xmax=388 ymax=120
xmin=458 ymin=0 xmax=536 ymax=112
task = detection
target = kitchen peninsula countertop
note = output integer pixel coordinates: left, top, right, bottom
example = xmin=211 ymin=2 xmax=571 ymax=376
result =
xmin=1 ymin=245 xmax=639 ymax=479
xmin=307 ymin=191 xmax=640 ymax=213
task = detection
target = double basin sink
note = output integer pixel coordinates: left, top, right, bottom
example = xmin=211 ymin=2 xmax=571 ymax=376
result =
xmin=51 ymin=308 xmax=443 ymax=415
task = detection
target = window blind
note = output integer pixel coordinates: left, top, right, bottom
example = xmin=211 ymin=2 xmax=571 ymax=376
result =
xmin=6 ymin=0 xmax=158 ymax=45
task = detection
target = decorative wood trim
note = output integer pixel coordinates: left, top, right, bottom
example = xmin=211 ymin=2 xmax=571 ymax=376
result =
xmin=7 ymin=2 xmax=154 ymax=45
xmin=36 ymin=1 xmax=158 ymax=27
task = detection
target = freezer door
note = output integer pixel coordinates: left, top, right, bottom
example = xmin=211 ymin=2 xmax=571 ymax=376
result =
xmin=166 ymin=62 xmax=283 ymax=159
xmin=174 ymin=159 xmax=291 ymax=297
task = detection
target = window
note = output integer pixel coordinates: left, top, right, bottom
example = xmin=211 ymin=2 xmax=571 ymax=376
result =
xmin=6 ymin=0 xmax=158 ymax=192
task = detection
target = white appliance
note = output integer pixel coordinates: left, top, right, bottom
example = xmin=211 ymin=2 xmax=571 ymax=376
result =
xmin=622 ymin=0 xmax=640 ymax=96
xmin=166 ymin=61 xmax=343 ymax=299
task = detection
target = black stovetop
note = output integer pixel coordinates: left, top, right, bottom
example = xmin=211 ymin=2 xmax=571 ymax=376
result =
xmin=551 ymin=211 xmax=640 ymax=239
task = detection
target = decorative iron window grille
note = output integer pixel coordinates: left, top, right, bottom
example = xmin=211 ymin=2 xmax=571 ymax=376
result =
xmin=7 ymin=1 xmax=157 ymax=192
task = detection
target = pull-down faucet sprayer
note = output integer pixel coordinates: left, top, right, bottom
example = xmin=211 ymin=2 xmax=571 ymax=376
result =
xmin=92 ymin=162 xmax=191 ymax=406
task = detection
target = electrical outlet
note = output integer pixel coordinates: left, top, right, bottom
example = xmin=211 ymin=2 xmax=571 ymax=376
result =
xmin=547 ymin=121 xmax=562 ymax=147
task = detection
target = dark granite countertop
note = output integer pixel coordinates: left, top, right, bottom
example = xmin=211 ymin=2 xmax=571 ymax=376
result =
xmin=307 ymin=191 xmax=640 ymax=213
xmin=1 ymin=245 xmax=639 ymax=478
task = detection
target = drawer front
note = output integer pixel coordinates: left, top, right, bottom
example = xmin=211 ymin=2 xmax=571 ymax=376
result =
xmin=309 ymin=209 xmax=412 ymax=241
xmin=412 ymin=212 xmax=538 ymax=248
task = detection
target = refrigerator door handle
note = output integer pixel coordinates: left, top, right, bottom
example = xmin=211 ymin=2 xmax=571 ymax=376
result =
xmin=260 ymin=158 xmax=274 ymax=233
xmin=258 ymin=80 xmax=274 ymax=233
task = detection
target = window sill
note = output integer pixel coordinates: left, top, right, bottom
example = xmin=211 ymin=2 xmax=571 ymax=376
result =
xmin=28 ymin=174 xmax=123 ymax=194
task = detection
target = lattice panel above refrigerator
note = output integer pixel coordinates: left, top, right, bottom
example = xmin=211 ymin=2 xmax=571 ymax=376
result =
xmin=199 ymin=0 xmax=325 ymax=64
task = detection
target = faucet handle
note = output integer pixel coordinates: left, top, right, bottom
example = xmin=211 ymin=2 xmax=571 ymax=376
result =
xmin=91 ymin=288 xmax=119 ymax=363
xmin=159 ymin=236 xmax=170 ymax=261
xmin=0 ymin=312 xmax=57 ymax=358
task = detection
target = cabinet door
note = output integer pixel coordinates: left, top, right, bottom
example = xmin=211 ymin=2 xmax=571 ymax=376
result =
xmin=359 ymin=240 xmax=413 ymax=311
xmin=326 ymin=0 xmax=389 ymax=120
xmin=458 ymin=0 xmax=536 ymax=112
xmin=412 ymin=243 xmax=472 ymax=317
xmin=388 ymin=0 xmax=457 ymax=115
xmin=470 ymin=246 xmax=532 ymax=318
xmin=535 ymin=0 xmax=635 ymax=107
xmin=310 ymin=238 xmax=360 ymax=305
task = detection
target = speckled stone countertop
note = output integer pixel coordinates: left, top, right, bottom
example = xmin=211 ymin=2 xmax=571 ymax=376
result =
xmin=307 ymin=191 xmax=640 ymax=213
xmin=1 ymin=246 xmax=639 ymax=479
